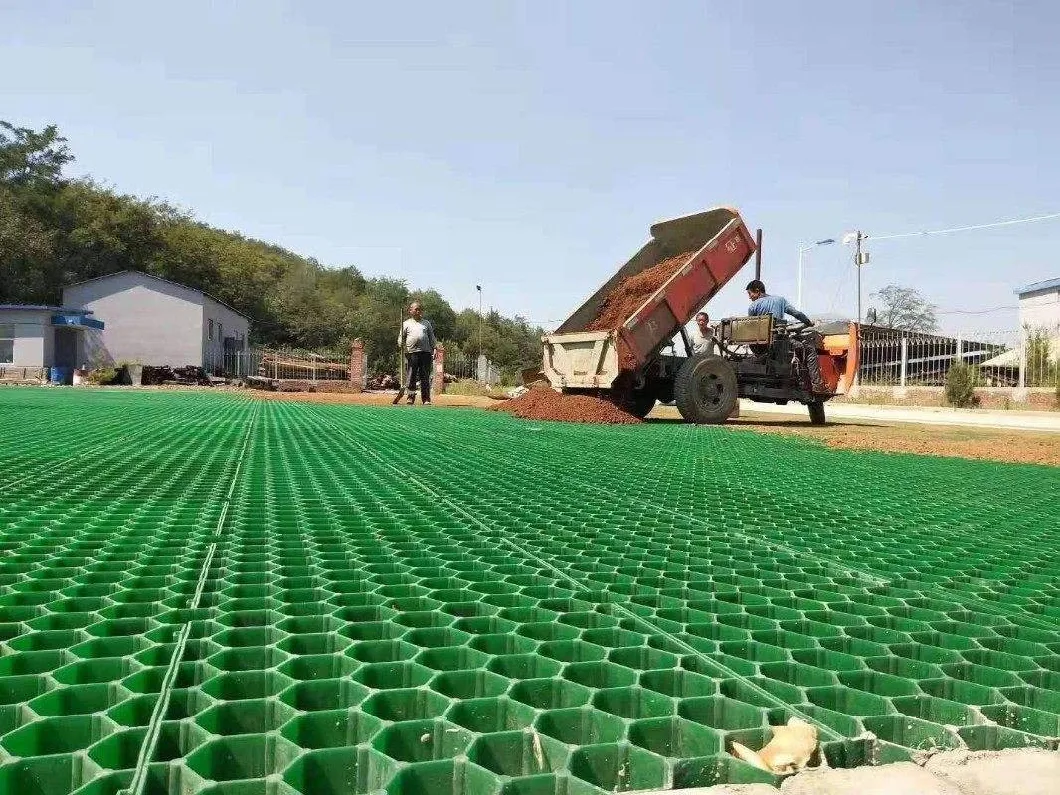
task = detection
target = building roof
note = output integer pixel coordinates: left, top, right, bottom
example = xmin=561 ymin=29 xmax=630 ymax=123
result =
xmin=0 ymin=304 xmax=94 ymax=313
xmin=64 ymin=271 xmax=250 ymax=321
xmin=979 ymin=334 xmax=1060 ymax=368
xmin=1015 ymin=277 xmax=1060 ymax=296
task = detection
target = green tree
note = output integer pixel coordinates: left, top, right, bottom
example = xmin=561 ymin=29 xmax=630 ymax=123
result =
xmin=0 ymin=121 xmax=70 ymax=303
xmin=0 ymin=121 xmax=71 ymax=185
xmin=945 ymin=361 xmax=978 ymax=407
xmin=1025 ymin=326 xmax=1058 ymax=388
xmin=355 ymin=277 xmax=411 ymax=370
xmin=52 ymin=180 xmax=165 ymax=287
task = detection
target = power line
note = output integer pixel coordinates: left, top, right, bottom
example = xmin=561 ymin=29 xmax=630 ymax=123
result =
xmin=866 ymin=211 xmax=1060 ymax=242
xmin=936 ymin=305 xmax=1017 ymax=315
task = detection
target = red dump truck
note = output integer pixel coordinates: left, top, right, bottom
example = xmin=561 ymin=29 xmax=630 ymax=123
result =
xmin=539 ymin=208 xmax=859 ymax=424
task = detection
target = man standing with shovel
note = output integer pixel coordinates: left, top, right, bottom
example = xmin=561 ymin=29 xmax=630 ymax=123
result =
xmin=393 ymin=302 xmax=437 ymax=405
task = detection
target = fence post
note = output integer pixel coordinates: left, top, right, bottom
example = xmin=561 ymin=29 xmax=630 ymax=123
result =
xmin=849 ymin=322 xmax=861 ymax=397
xmin=895 ymin=336 xmax=908 ymax=399
xmin=434 ymin=345 xmax=446 ymax=395
xmin=1015 ymin=326 xmax=1028 ymax=402
xmin=349 ymin=339 xmax=365 ymax=390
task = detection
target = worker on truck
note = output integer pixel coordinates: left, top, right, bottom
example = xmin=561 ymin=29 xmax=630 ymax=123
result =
xmin=691 ymin=311 xmax=718 ymax=356
xmin=745 ymin=280 xmax=826 ymax=394
xmin=399 ymin=302 xmax=437 ymax=405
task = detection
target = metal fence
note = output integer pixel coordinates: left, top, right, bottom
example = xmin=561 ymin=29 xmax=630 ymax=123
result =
xmin=442 ymin=350 xmax=501 ymax=384
xmin=0 ymin=366 xmax=47 ymax=382
xmin=444 ymin=349 xmax=477 ymax=381
xmin=857 ymin=324 xmax=1060 ymax=390
xmin=204 ymin=347 xmax=352 ymax=381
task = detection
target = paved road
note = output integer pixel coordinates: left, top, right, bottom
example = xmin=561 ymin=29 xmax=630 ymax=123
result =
xmin=738 ymin=399 xmax=1060 ymax=432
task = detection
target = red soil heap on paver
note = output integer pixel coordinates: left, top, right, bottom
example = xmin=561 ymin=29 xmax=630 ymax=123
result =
xmin=492 ymin=388 xmax=641 ymax=424
xmin=585 ymin=251 xmax=695 ymax=332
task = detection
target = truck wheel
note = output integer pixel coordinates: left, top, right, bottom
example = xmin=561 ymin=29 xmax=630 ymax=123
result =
xmin=808 ymin=400 xmax=826 ymax=425
xmin=674 ymin=355 xmax=738 ymax=424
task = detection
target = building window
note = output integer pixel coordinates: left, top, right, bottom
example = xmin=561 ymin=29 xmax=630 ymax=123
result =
xmin=0 ymin=324 xmax=13 ymax=365
xmin=208 ymin=319 xmax=214 ymax=341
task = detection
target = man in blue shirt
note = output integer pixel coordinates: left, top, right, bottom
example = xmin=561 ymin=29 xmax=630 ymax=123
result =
xmin=745 ymin=280 xmax=826 ymax=394
xmin=746 ymin=280 xmax=814 ymax=326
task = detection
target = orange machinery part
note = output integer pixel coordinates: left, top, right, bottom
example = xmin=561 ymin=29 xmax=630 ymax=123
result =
xmin=820 ymin=322 xmax=860 ymax=395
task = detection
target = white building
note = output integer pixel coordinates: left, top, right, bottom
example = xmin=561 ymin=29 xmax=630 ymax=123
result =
xmin=0 ymin=305 xmax=104 ymax=377
xmin=63 ymin=271 xmax=250 ymax=368
xmin=1016 ymin=277 xmax=1060 ymax=331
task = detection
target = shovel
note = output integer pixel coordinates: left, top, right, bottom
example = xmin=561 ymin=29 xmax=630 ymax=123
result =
xmin=392 ymin=351 xmax=407 ymax=404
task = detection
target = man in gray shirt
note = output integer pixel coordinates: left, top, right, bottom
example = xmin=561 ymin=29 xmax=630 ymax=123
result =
xmin=398 ymin=301 xmax=437 ymax=405
xmin=690 ymin=311 xmax=718 ymax=356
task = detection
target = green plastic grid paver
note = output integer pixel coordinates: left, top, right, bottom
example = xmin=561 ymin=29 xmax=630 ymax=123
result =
xmin=0 ymin=388 xmax=1057 ymax=795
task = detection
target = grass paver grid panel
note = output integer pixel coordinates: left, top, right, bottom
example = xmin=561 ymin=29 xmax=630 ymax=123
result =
xmin=0 ymin=388 xmax=1055 ymax=795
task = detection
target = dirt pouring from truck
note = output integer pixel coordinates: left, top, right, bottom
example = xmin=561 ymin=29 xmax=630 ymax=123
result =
xmin=494 ymin=253 xmax=695 ymax=424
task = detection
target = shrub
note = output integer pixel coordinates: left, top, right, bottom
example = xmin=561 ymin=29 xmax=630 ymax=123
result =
xmin=85 ymin=368 xmax=118 ymax=385
xmin=944 ymin=361 xmax=978 ymax=408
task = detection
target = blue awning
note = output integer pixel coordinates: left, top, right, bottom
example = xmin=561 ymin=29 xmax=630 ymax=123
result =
xmin=52 ymin=314 xmax=104 ymax=330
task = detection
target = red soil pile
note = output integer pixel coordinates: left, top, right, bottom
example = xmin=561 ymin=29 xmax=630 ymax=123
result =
xmin=492 ymin=388 xmax=641 ymax=424
xmin=585 ymin=251 xmax=694 ymax=331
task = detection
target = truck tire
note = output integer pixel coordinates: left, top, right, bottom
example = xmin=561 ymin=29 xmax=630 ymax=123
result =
xmin=808 ymin=400 xmax=826 ymax=425
xmin=674 ymin=355 xmax=738 ymax=424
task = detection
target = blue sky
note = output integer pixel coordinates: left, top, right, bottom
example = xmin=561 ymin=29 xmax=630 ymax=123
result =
xmin=3 ymin=1 xmax=1058 ymax=334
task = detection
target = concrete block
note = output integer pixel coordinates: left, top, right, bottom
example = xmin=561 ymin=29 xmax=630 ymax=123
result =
xmin=779 ymin=762 xmax=962 ymax=795
xmin=925 ymin=749 xmax=1060 ymax=795
xmin=640 ymin=787 xmax=779 ymax=795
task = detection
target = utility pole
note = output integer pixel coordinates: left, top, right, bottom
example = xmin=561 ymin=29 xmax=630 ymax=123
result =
xmin=754 ymin=229 xmax=763 ymax=280
xmin=844 ymin=231 xmax=870 ymax=323
xmin=855 ymin=231 xmax=863 ymax=324
xmin=476 ymin=285 xmax=483 ymax=382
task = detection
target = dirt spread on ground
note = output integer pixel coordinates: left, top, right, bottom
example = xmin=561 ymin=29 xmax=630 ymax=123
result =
xmin=585 ymin=251 xmax=694 ymax=331
xmin=490 ymin=388 xmax=641 ymax=424
xmin=837 ymin=387 xmax=1059 ymax=412
xmin=723 ymin=413 xmax=1060 ymax=467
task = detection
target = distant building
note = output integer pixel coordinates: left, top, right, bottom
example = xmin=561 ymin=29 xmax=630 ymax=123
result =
xmin=1016 ymin=277 xmax=1060 ymax=330
xmin=63 ymin=271 xmax=250 ymax=368
xmin=0 ymin=305 xmax=104 ymax=374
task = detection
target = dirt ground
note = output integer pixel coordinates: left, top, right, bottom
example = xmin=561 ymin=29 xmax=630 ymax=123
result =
xmin=653 ymin=405 xmax=1060 ymax=467
xmin=836 ymin=387 xmax=1059 ymax=412
xmin=256 ymin=389 xmax=1060 ymax=467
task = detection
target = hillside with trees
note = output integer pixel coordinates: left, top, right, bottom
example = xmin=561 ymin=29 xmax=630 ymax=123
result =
xmin=0 ymin=120 xmax=542 ymax=379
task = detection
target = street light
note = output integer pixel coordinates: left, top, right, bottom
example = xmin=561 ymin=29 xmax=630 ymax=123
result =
xmin=796 ymin=238 xmax=835 ymax=308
